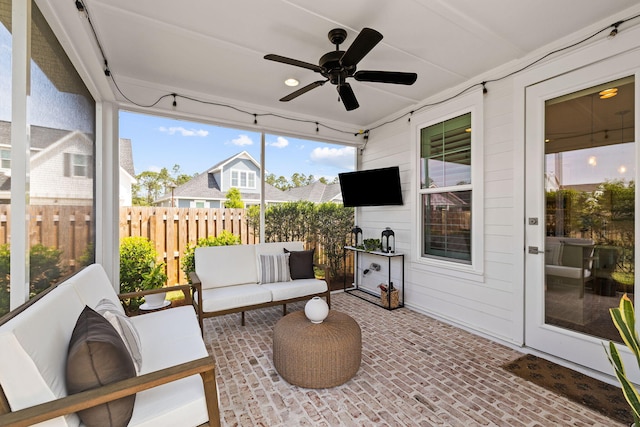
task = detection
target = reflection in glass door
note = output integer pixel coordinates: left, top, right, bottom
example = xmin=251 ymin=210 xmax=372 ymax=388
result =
xmin=544 ymin=76 xmax=635 ymax=342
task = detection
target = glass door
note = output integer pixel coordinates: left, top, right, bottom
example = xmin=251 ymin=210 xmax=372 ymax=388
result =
xmin=525 ymin=55 xmax=638 ymax=377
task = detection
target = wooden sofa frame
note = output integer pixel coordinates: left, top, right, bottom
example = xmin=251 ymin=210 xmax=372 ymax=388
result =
xmin=189 ymin=263 xmax=331 ymax=329
xmin=0 ymin=284 xmax=221 ymax=427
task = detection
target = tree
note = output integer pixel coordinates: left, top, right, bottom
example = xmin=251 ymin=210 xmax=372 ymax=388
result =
xmin=132 ymin=164 xmax=195 ymax=206
xmin=266 ymin=173 xmax=291 ymax=191
xmin=225 ymin=187 xmax=245 ymax=208
xmin=265 ymin=172 xmax=335 ymax=191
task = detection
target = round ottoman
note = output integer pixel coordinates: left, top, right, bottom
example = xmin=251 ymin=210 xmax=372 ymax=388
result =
xmin=273 ymin=310 xmax=361 ymax=388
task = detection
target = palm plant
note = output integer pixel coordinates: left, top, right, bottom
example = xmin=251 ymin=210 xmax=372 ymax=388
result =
xmin=604 ymin=294 xmax=640 ymax=425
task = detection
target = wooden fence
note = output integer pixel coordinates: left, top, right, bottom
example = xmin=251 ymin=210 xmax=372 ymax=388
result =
xmin=0 ymin=205 xmax=351 ymax=288
xmin=120 ymin=207 xmax=258 ymax=285
xmin=0 ymin=205 xmax=94 ymax=274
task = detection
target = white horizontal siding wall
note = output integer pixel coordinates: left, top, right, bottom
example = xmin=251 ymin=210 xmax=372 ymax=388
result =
xmin=359 ymin=84 xmax=522 ymax=346
xmin=358 ymin=13 xmax=640 ymax=348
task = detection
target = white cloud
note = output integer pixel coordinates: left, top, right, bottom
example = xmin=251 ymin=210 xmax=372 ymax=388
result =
xmin=148 ymin=165 xmax=162 ymax=173
xmin=158 ymin=126 xmax=208 ymax=137
xmin=268 ymin=136 xmax=289 ymax=148
xmin=231 ymin=134 xmax=254 ymax=146
xmin=310 ymin=146 xmax=356 ymax=170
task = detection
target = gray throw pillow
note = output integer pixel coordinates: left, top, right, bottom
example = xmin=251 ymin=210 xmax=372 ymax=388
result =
xmin=96 ymin=298 xmax=142 ymax=372
xmin=284 ymin=248 xmax=316 ymax=279
xmin=66 ymin=306 xmax=136 ymax=427
xmin=259 ymin=253 xmax=291 ymax=284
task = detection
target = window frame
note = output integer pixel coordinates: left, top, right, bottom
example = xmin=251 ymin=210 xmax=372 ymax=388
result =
xmin=412 ymin=90 xmax=484 ymax=279
xmin=72 ymin=153 xmax=89 ymax=177
xmin=0 ymin=148 xmax=10 ymax=170
xmin=230 ymin=169 xmax=256 ymax=190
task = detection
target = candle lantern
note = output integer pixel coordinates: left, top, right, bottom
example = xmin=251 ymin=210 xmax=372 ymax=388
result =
xmin=381 ymin=227 xmax=395 ymax=253
xmin=351 ymin=226 xmax=363 ymax=248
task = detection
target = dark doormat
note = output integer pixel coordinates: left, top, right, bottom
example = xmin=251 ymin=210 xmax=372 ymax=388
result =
xmin=502 ymin=354 xmax=633 ymax=425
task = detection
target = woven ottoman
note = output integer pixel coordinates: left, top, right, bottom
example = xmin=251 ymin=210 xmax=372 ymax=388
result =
xmin=273 ymin=310 xmax=361 ymax=388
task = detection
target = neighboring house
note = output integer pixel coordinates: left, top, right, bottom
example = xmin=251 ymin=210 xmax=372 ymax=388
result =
xmin=285 ymin=181 xmax=343 ymax=204
xmin=0 ymin=121 xmax=136 ymax=206
xmin=154 ymin=151 xmax=296 ymax=208
xmin=118 ymin=139 xmax=136 ymax=207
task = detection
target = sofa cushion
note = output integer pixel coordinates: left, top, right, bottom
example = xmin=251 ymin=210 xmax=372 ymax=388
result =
xmin=262 ymin=278 xmax=328 ymax=302
xmin=66 ymin=306 xmax=136 ymax=427
xmin=0 ymin=283 xmax=84 ymax=427
xmin=68 ymin=264 xmax=124 ymax=314
xmin=127 ymin=306 xmax=210 ymax=427
xmin=284 ymin=248 xmax=315 ymax=279
xmin=255 ymin=241 xmax=304 ymax=256
xmin=545 ymin=238 xmax=563 ymax=266
xmin=259 ymin=253 xmax=291 ymax=284
xmin=196 ymin=284 xmax=272 ymax=313
xmin=96 ymin=298 xmax=142 ymax=372
xmin=195 ymin=245 xmax=258 ymax=289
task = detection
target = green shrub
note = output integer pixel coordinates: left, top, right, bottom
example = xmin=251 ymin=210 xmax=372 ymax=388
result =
xmin=0 ymin=243 xmax=62 ymax=319
xmin=248 ymin=201 xmax=354 ymax=279
xmin=181 ymin=230 xmax=241 ymax=280
xmin=119 ymin=237 xmax=167 ymax=310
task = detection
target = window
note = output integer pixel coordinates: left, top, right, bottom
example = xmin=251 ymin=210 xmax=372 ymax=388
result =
xmin=0 ymin=149 xmax=9 ymax=169
xmin=231 ymin=169 xmax=256 ymax=189
xmin=64 ymin=153 xmax=92 ymax=178
xmin=419 ymin=112 xmax=473 ymax=263
xmin=72 ymin=154 xmax=89 ymax=177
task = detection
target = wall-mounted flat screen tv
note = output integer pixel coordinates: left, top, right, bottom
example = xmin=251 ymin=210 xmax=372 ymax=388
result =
xmin=338 ymin=166 xmax=403 ymax=207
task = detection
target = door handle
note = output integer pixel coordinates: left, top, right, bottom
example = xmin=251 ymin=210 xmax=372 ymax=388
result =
xmin=528 ymin=246 xmax=546 ymax=254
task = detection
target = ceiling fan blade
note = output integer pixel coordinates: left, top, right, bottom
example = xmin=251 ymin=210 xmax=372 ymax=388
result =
xmin=264 ymin=54 xmax=323 ymax=73
xmin=354 ymin=70 xmax=417 ymax=85
xmin=340 ymin=28 xmax=383 ymax=67
xmin=337 ymin=83 xmax=359 ymax=111
xmin=280 ymin=80 xmax=327 ymax=102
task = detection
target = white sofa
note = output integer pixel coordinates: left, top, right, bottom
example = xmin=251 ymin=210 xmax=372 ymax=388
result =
xmin=190 ymin=241 xmax=330 ymax=327
xmin=0 ymin=264 xmax=220 ymax=427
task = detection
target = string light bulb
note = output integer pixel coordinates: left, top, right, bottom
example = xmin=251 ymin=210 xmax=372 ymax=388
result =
xmin=608 ymin=21 xmax=622 ymax=38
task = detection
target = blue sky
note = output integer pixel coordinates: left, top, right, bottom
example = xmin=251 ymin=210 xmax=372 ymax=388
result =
xmin=119 ymin=111 xmax=356 ymax=180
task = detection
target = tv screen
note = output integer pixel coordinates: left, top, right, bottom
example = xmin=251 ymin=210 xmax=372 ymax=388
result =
xmin=338 ymin=166 xmax=403 ymax=207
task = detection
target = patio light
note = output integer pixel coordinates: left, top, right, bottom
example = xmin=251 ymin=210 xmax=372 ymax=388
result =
xmin=381 ymin=227 xmax=395 ymax=253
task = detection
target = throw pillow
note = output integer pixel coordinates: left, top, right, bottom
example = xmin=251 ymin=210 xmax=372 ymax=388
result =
xmin=284 ymin=248 xmax=316 ymax=279
xmin=259 ymin=253 xmax=291 ymax=284
xmin=96 ymin=298 xmax=142 ymax=372
xmin=66 ymin=306 xmax=136 ymax=427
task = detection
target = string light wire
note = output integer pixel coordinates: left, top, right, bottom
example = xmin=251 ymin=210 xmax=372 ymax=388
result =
xmin=74 ymin=0 xmax=640 ymax=139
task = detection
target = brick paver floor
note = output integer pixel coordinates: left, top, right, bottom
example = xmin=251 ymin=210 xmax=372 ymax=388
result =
xmin=203 ymin=292 xmax=623 ymax=426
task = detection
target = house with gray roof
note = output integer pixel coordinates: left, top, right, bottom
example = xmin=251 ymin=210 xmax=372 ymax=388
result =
xmin=0 ymin=121 xmax=136 ymax=206
xmin=285 ymin=181 xmax=342 ymax=204
xmin=155 ymin=151 xmax=297 ymax=208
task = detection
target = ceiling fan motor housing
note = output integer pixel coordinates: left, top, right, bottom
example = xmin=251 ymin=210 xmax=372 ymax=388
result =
xmin=319 ymin=50 xmax=354 ymax=84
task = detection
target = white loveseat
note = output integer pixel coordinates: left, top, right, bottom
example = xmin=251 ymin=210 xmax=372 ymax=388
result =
xmin=0 ymin=264 xmax=219 ymax=427
xmin=189 ymin=241 xmax=330 ymax=327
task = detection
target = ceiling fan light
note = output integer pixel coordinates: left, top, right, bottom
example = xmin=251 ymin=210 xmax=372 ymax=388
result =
xmin=599 ymin=88 xmax=617 ymax=99
xmin=284 ymin=78 xmax=299 ymax=87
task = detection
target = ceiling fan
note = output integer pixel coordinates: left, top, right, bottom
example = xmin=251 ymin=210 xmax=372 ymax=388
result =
xmin=264 ymin=27 xmax=417 ymax=111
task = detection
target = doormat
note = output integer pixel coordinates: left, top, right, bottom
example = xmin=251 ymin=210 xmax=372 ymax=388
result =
xmin=502 ymin=354 xmax=633 ymax=425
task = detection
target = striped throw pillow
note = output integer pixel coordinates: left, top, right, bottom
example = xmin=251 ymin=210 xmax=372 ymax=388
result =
xmin=259 ymin=253 xmax=291 ymax=284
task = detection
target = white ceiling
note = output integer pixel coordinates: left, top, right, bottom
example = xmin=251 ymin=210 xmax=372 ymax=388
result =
xmin=47 ymin=0 xmax=640 ymax=128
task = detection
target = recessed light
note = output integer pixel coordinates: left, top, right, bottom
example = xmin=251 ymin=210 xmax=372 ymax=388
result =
xmin=284 ymin=78 xmax=299 ymax=87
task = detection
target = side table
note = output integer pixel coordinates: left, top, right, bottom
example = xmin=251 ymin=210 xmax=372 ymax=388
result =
xmin=273 ymin=310 xmax=361 ymax=388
